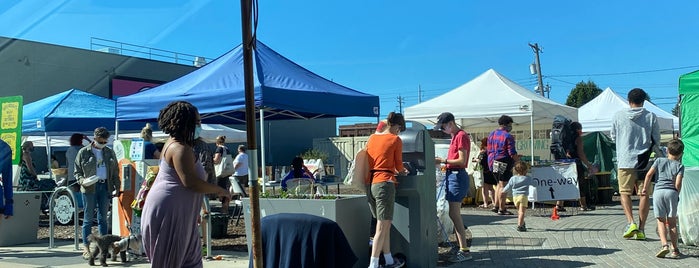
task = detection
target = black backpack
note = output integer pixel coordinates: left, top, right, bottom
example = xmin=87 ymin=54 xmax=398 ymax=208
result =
xmin=550 ymin=115 xmax=576 ymax=160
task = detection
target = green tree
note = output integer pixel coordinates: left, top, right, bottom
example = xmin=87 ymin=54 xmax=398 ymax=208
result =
xmin=565 ymin=81 xmax=602 ymax=108
xmin=672 ymin=104 xmax=679 ymax=116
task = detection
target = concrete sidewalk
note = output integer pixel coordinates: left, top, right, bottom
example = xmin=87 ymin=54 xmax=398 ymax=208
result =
xmin=0 ymin=240 xmax=249 ymax=268
xmin=1 ymin=201 xmax=698 ymax=267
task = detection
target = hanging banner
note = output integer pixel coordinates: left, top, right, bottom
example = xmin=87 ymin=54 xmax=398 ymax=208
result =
xmin=0 ymin=96 xmax=23 ymax=165
xmin=529 ymin=162 xmax=580 ymax=201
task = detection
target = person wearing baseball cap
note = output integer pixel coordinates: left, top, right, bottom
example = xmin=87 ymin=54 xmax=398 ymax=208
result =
xmin=434 ymin=112 xmax=473 ymax=262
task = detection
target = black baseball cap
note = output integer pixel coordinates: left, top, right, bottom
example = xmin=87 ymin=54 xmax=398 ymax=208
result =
xmin=434 ymin=112 xmax=455 ymax=131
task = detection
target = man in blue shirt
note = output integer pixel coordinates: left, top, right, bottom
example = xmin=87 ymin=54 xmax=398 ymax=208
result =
xmin=0 ymin=139 xmax=14 ymax=221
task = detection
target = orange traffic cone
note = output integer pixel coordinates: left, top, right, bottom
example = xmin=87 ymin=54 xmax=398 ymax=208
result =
xmin=551 ymin=206 xmax=560 ymax=221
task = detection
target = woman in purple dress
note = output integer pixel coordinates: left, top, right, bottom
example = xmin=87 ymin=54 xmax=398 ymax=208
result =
xmin=141 ymin=101 xmax=229 ymax=267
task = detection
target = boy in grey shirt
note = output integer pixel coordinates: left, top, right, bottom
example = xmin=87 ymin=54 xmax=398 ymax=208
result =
xmin=641 ymin=139 xmax=684 ymax=259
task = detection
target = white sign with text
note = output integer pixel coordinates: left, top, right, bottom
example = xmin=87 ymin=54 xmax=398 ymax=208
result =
xmin=529 ymin=163 xmax=580 ymax=202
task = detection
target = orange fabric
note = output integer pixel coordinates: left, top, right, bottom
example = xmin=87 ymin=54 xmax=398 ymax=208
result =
xmin=366 ymin=133 xmax=404 ymax=184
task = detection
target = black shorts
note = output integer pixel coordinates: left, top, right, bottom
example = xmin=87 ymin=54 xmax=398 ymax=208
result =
xmin=483 ymin=170 xmax=497 ymax=185
xmin=494 ymin=157 xmax=514 ymax=182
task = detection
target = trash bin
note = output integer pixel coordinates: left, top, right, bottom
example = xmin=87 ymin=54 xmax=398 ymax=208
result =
xmin=210 ymin=212 xmax=229 ymax=238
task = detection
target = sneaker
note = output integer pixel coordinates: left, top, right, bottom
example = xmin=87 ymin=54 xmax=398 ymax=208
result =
xmin=448 ymin=246 xmax=460 ymax=256
xmin=517 ymin=225 xmax=527 ymax=232
xmin=447 ymin=250 xmax=473 ymax=262
xmin=635 ymin=231 xmax=646 ymax=240
xmin=448 ymin=250 xmax=473 ymax=262
xmin=655 ymin=245 xmax=670 ymax=258
xmin=383 ymin=257 xmax=405 ymax=268
xmin=622 ymin=223 xmax=639 ymax=239
xmin=491 ymin=208 xmax=499 ymax=213
xmin=667 ymin=250 xmax=681 ymax=259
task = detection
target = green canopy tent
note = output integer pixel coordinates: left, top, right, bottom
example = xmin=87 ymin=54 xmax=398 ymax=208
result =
xmin=582 ymin=131 xmax=618 ymax=194
xmin=679 ymin=70 xmax=699 ymax=167
xmin=677 ymin=70 xmax=699 ymax=246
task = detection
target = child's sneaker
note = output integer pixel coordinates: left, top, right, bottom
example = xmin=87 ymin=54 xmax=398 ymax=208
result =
xmin=622 ymin=223 xmax=638 ymax=238
xmin=447 ymin=250 xmax=473 ymax=262
xmin=655 ymin=245 xmax=670 ymax=258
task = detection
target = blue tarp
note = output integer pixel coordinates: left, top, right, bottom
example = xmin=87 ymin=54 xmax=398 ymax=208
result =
xmin=116 ymin=41 xmax=380 ymax=123
xmin=23 ymin=89 xmax=142 ymax=135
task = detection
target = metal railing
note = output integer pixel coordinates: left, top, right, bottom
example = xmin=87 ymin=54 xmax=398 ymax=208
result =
xmin=90 ymin=37 xmax=210 ymax=66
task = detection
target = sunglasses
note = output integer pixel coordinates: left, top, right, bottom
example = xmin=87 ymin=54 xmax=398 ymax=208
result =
xmin=97 ymin=140 xmax=108 ymax=145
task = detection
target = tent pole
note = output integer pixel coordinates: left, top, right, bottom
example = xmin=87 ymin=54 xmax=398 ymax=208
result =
xmin=115 ymin=120 xmax=119 ymax=140
xmin=530 ymin=115 xmax=535 ymax=166
xmin=45 ymin=133 xmax=52 ymax=177
xmin=260 ymin=108 xmax=266 ymax=192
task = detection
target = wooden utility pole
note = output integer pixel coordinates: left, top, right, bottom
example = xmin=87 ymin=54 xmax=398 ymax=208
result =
xmin=529 ymin=43 xmax=545 ymax=97
xmin=240 ymin=0 xmax=263 ymax=267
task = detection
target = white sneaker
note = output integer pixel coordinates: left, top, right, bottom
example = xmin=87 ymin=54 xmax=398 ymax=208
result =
xmin=447 ymin=250 xmax=472 ymax=262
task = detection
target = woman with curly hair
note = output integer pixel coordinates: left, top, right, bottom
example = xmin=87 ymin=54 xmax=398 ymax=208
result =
xmin=141 ymin=101 xmax=230 ymax=268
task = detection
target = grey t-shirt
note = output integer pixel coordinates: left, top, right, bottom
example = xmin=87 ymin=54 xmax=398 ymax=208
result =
xmin=651 ymin=158 xmax=684 ymax=191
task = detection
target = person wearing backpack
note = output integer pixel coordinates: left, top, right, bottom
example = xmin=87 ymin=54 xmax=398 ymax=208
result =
xmin=566 ymin=122 xmax=598 ymax=211
xmin=213 ymin=135 xmax=232 ymax=215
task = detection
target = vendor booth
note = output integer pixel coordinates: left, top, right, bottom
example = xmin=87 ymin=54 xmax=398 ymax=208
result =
xmin=116 ymin=40 xmax=380 ymax=266
xmin=404 ymin=69 xmax=578 ymax=165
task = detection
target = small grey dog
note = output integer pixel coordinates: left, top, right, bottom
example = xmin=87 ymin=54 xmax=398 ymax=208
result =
xmin=114 ymin=234 xmax=143 ymax=261
xmin=87 ymin=234 xmax=124 ymax=267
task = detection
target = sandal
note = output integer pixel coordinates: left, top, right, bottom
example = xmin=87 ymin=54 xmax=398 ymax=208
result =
xmin=478 ymin=204 xmax=489 ymax=209
xmin=656 ymin=245 xmax=670 ymax=258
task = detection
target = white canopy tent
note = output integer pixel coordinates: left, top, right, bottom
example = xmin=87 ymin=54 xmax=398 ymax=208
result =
xmin=578 ymin=88 xmax=676 ymax=133
xmin=26 ymin=124 xmax=246 ymax=147
xmin=118 ymin=124 xmax=247 ymax=143
xmin=404 ymin=69 xmax=578 ymax=163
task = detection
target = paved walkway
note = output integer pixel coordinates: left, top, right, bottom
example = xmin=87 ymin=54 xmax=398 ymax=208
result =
xmin=1 ymin=201 xmax=697 ymax=267
xmin=449 ymin=202 xmax=699 ymax=267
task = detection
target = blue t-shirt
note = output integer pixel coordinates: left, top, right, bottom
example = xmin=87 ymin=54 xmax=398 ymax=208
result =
xmin=144 ymin=141 xmax=158 ymax=159
xmin=502 ymin=175 xmax=532 ymax=196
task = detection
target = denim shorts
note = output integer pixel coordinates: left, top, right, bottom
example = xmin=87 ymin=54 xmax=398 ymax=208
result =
xmin=444 ymin=169 xmax=469 ymax=202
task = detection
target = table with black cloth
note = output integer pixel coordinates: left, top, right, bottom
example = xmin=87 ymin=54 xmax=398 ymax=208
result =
xmin=250 ymin=213 xmax=357 ymax=268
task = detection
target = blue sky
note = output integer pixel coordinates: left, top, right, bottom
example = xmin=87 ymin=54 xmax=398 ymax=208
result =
xmin=2 ymin=0 xmax=698 ymax=127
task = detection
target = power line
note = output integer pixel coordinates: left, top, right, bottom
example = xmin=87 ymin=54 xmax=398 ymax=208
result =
xmin=548 ymin=65 xmax=699 ymax=78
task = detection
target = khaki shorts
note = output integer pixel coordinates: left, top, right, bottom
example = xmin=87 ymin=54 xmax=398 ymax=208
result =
xmin=513 ymin=194 xmax=528 ymax=208
xmin=618 ymin=169 xmax=653 ymax=195
xmin=367 ymin=182 xmax=396 ymax=221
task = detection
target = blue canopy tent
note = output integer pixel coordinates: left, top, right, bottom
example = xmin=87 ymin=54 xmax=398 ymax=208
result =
xmin=116 ymin=41 xmax=379 ymax=183
xmin=22 ymin=89 xmax=143 ymax=173
xmin=116 ymin=41 xmax=379 ymax=123
xmin=23 ymin=89 xmax=145 ymax=136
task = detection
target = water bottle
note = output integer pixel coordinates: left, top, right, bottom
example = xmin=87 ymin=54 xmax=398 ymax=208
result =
xmin=464 ymin=227 xmax=473 ymax=248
